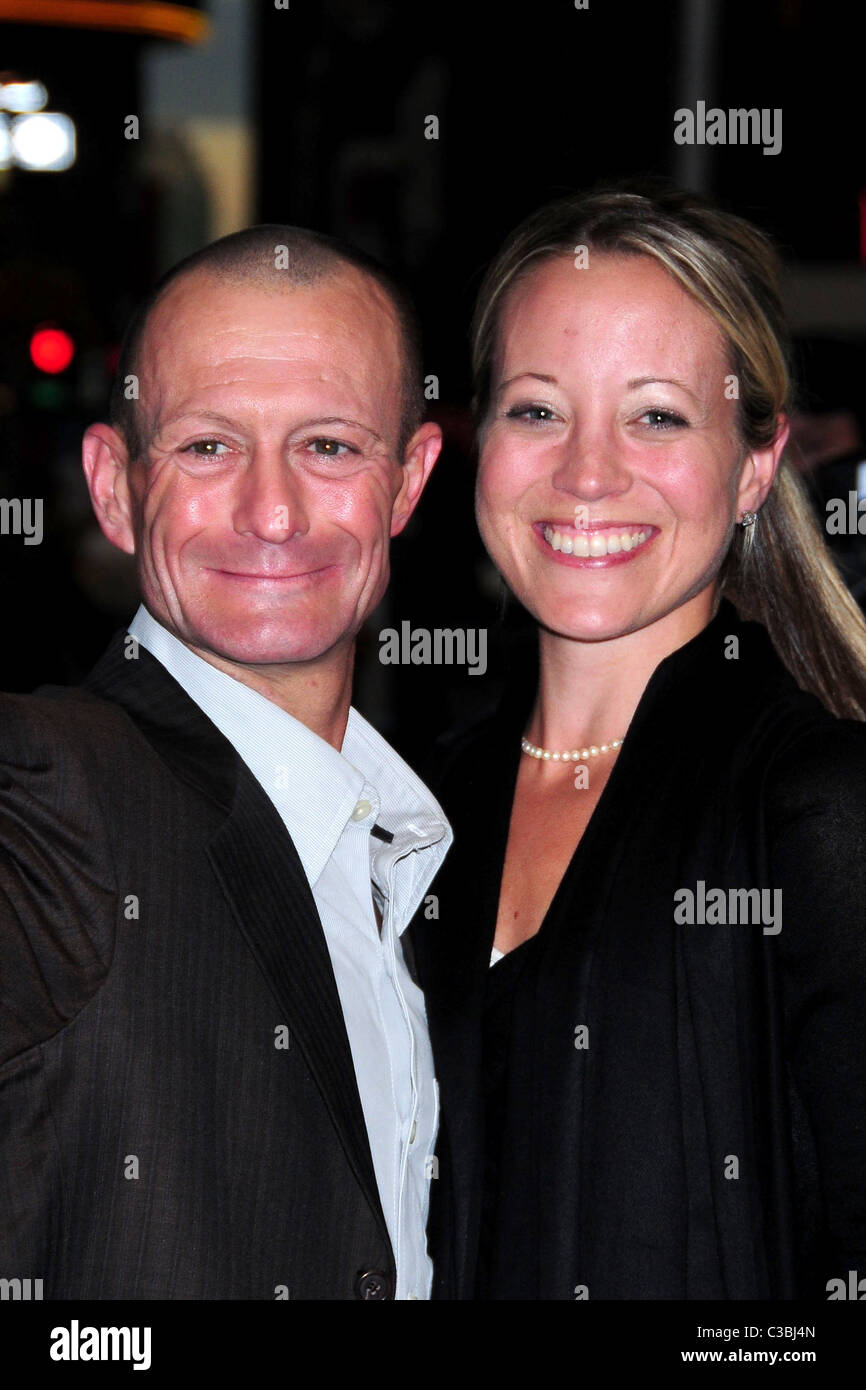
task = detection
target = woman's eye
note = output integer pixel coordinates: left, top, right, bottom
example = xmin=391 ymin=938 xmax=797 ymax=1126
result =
xmin=505 ymin=404 xmax=559 ymax=424
xmin=306 ymin=437 xmax=357 ymax=457
xmin=183 ymin=439 xmax=229 ymax=457
xmin=639 ymin=408 xmax=688 ymax=430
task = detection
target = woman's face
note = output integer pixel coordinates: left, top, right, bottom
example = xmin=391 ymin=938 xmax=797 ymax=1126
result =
xmin=476 ymin=251 xmax=776 ymax=642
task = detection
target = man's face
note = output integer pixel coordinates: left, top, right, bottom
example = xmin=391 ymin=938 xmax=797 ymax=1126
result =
xmin=108 ymin=268 xmax=421 ymax=668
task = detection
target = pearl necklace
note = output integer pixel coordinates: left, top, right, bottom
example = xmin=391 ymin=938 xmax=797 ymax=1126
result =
xmin=520 ymin=734 xmax=625 ymax=762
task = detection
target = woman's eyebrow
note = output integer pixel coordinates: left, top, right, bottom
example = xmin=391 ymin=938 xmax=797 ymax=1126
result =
xmin=628 ymin=375 xmax=702 ymax=404
xmin=495 ymin=372 xmax=558 ymax=396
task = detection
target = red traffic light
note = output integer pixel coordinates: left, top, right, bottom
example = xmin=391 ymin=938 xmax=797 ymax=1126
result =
xmin=30 ymin=326 xmax=75 ymax=374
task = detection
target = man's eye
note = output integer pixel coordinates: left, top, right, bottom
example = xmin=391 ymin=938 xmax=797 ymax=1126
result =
xmin=504 ymin=404 xmax=559 ymax=424
xmin=183 ymin=439 xmax=229 ymax=456
xmin=639 ymin=409 xmax=688 ymax=430
xmin=306 ymin=438 xmax=356 ymax=457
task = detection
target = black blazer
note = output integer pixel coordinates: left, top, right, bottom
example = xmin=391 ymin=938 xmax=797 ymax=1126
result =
xmin=411 ymin=598 xmax=866 ymax=1300
xmin=0 ymin=631 xmax=394 ymax=1299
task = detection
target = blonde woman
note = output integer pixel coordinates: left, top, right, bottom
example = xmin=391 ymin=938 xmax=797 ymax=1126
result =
xmin=411 ymin=187 xmax=866 ymax=1300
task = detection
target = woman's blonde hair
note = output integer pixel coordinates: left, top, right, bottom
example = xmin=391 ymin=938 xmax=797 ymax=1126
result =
xmin=471 ymin=184 xmax=866 ymax=719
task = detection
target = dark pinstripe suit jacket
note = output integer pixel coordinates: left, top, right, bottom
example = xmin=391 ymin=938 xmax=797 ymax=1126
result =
xmin=0 ymin=630 xmax=394 ymax=1299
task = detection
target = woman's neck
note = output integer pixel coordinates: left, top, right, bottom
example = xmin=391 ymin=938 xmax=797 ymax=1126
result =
xmin=528 ymin=585 xmax=720 ymax=751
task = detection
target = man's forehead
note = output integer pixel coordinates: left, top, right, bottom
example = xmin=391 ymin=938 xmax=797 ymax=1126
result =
xmin=143 ymin=264 xmax=398 ymax=359
xmin=134 ymin=265 xmax=404 ymax=441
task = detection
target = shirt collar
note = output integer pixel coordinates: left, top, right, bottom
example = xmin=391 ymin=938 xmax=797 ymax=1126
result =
xmin=342 ymin=707 xmax=453 ymax=926
xmin=128 ymin=606 xmax=451 ymax=895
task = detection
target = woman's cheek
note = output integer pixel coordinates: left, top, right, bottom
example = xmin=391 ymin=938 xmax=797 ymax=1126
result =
xmin=475 ymin=492 xmax=508 ymax=565
xmin=478 ymin=444 xmax=532 ymax=512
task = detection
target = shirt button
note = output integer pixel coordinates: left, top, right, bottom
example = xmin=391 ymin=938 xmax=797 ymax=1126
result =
xmin=354 ymin=1269 xmax=394 ymax=1300
xmin=409 ymin=1119 xmax=417 ymax=1144
xmin=351 ymin=799 xmax=373 ymax=821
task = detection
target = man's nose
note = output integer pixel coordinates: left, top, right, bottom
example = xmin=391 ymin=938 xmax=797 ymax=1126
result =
xmin=233 ymin=447 xmax=310 ymax=542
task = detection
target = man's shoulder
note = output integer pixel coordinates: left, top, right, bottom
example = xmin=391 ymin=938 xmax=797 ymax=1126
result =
xmin=0 ymin=683 xmax=138 ymax=765
xmin=0 ymin=648 xmax=244 ymax=824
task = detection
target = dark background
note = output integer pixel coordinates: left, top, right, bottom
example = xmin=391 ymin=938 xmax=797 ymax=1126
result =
xmin=1 ymin=0 xmax=864 ymax=762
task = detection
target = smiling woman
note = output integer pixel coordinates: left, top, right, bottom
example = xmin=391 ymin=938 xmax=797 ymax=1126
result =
xmin=476 ymin=250 xmax=759 ymax=658
xmin=471 ymin=187 xmax=866 ymax=718
xmin=410 ymin=184 xmax=866 ymax=1301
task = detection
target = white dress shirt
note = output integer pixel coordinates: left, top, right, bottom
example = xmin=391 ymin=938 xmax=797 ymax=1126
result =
xmin=128 ymin=605 xmax=452 ymax=1300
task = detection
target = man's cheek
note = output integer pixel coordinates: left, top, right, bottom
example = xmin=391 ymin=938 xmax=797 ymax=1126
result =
xmin=145 ymin=487 xmax=217 ymax=546
xmin=319 ymin=474 xmax=386 ymax=523
xmin=330 ymin=489 xmax=395 ymax=544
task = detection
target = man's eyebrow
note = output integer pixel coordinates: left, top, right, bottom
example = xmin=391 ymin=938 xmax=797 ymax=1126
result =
xmin=627 ymin=375 xmax=702 ymax=403
xmin=157 ymin=411 xmax=384 ymax=443
xmin=495 ymin=372 xmax=558 ymax=396
xmin=157 ymin=410 xmax=238 ymax=433
xmin=296 ymin=415 xmax=384 ymax=443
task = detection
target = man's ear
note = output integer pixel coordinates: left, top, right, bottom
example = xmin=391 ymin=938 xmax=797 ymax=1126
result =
xmin=390 ymin=421 xmax=443 ymax=538
xmin=81 ymin=423 xmax=137 ymax=555
xmin=736 ymin=414 xmax=790 ymax=517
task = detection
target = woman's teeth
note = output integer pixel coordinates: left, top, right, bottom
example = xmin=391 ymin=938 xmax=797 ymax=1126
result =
xmin=542 ymin=525 xmax=650 ymax=557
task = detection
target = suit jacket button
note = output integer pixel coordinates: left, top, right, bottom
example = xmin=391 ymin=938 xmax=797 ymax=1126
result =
xmin=355 ymin=1269 xmax=394 ymax=1300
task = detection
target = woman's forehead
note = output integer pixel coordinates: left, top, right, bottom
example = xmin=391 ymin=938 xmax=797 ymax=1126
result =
xmin=495 ymin=252 xmax=730 ymax=381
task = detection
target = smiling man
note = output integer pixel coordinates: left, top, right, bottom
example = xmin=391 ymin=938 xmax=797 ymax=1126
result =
xmin=0 ymin=227 xmax=449 ymax=1300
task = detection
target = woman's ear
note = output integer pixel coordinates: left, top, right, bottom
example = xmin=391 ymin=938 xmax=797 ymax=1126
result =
xmin=736 ymin=414 xmax=790 ymax=517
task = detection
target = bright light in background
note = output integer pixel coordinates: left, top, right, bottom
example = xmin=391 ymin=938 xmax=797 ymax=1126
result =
xmin=0 ymin=79 xmax=75 ymax=172
xmin=0 ymin=80 xmax=48 ymax=113
xmin=30 ymin=327 xmax=75 ymax=375
xmin=11 ymin=112 xmax=76 ymax=171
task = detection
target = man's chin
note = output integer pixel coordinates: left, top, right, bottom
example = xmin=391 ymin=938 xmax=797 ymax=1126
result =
xmin=182 ymin=623 xmax=348 ymax=670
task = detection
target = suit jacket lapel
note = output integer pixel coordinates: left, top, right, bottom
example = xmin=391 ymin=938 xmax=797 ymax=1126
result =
xmin=206 ymin=776 xmax=386 ymax=1224
xmin=411 ymin=685 xmax=529 ymax=1296
xmin=78 ymin=629 xmax=387 ymax=1233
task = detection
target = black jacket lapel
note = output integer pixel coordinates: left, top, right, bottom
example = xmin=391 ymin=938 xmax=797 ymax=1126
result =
xmin=410 ymin=683 xmax=529 ymax=1297
xmin=77 ymin=628 xmax=387 ymax=1235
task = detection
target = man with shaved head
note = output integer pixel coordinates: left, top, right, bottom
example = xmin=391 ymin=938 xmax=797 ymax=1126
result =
xmin=0 ymin=227 xmax=449 ymax=1300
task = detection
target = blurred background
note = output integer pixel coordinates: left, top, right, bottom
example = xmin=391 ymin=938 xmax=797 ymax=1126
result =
xmin=1 ymin=0 xmax=864 ymax=761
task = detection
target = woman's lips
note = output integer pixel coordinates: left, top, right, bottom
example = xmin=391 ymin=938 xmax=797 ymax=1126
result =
xmin=533 ymin=521 xmax=658 ymax=566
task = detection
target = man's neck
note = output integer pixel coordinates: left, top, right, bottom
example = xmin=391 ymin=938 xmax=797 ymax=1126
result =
xmin=178 ymin=638 xmax=356 ymax=751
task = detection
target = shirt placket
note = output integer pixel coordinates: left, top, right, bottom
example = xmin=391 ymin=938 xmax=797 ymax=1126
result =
xmin=374 ymin=826 xmax=445 ymax=1301
xmin=351 ymin=787 xmax=419 ymax=1297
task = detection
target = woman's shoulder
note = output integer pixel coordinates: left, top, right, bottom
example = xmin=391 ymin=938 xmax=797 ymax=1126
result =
xmin=759 ymin=701 xmax=866 ymax=819
xmin=708 ymin=606 xmax=866 ymax=806
xmin=731 ymin=623 xmax=866 ymax=851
